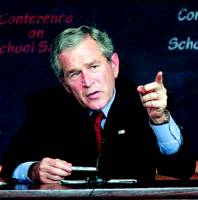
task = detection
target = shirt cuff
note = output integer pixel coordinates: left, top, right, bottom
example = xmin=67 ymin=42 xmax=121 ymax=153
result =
xmin=150 ymin=114 xmax=183 ymax=155
xmin=12 ymin=161 xmax=37 ymax=183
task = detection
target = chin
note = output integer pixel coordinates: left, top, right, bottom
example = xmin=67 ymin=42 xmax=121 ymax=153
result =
xmin=85 ymin=99 xmax=107 ymax=110
xmin=92 ymin=104 xmax=106 ymax=111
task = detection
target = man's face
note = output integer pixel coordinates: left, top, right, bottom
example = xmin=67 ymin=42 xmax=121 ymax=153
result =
xmin=58 ymin=36 xmax=119 ymax=110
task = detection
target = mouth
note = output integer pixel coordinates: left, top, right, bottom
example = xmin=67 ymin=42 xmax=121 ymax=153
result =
xmin=87 ymin=91 xmax=100 ymax=100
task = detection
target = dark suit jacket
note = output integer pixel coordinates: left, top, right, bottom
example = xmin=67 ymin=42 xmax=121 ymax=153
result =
xmin=1 ymin=76 xmax=196 ymax=182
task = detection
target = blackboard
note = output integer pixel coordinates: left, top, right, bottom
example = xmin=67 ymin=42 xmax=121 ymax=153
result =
xmin=0 ymin=0 xmax=198 ymax=162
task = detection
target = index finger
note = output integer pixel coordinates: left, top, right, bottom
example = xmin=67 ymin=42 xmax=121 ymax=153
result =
xmin=143 ymin=82 xmax=159 ymax=92
xmin=53 ymin=159 xmax=72 ymax=172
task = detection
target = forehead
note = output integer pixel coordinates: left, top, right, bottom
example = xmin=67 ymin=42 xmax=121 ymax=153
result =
xmin=58 ymin=37 xmax=104 ymax=68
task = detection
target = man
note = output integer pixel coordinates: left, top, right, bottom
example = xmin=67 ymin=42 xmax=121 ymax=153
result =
xmin=1 ymin=26 xmax=195 ymax=183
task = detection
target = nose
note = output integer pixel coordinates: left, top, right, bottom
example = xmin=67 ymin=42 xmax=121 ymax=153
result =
xmin=81 ymin=71 xmax=93 ymax=87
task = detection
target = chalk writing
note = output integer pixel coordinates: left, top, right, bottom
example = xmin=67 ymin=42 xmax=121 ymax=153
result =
xmin=0 ymin=40 xmax=52 ymax=54
xmin=178 ymin=8 xmax=198 ymax=21
xmin=168 ymin=37 xmax=198 ymax=50
xmin=0 ymin=13 xmax=73 ymax=25
xmin=0 ymin=12 xmax=74 ymax=55
xmin=167 ymin=8 xmax=198 ymax=51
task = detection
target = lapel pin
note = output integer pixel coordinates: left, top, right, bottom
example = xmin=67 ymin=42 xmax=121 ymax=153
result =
xmin=118 ymin=130 xmax=125 ymax=134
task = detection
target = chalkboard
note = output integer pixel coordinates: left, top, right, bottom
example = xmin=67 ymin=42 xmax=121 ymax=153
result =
xmin=0 ymin=0 xmax=198 ymax=162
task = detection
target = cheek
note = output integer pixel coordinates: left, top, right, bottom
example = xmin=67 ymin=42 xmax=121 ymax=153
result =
xmin=104 ymin=68 xmax=116 ymax=83
xmin=68 ymin=82 xmax=82 ymax=95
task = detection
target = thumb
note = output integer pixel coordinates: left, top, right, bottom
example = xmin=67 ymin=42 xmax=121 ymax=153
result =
xmin=155 ymin=71 xmax=163 ymax=85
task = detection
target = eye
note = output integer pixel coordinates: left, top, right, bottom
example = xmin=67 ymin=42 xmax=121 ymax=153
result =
xmin=90 ymin=65 xmax=100 ymax=71
xmin=68 ymin=71 xmax=81 ymax=80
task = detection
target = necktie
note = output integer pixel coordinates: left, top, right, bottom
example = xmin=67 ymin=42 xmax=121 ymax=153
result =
xmin=92 ymin=111 xmax=104 ymax=152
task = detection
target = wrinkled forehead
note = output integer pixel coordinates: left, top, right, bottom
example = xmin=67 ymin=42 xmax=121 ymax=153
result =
xmin=58 ymin=37 xmax=105 ymax=69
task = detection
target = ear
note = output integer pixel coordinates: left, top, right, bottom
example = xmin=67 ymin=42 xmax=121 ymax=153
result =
xmin=110 ymin=53 xmax=119 ymax=78
xmin=59 ymin=78 xmax=71 ymax=94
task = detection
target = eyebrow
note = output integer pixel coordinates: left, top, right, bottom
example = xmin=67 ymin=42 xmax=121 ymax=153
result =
xmin=84 ymin=59 xmax=98 ymax=66
xmin=65 ymin=68 xmax=81 ymax=76
xmin=64 ymin=59 xmax=100 ymax=76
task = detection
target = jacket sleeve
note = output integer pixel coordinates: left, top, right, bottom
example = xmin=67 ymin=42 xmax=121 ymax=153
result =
xmin=157 ymin=127 xmax=196 ymax=179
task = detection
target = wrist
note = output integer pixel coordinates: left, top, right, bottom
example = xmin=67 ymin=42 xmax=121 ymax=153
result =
xmin=150 ymin=109 xmax=170 ymax=125
xmin=28 ymin=162 xmax=40 ymax=182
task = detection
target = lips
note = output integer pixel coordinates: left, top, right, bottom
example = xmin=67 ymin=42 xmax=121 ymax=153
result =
xmin=87 ymin=91 xmax=100 ymax=99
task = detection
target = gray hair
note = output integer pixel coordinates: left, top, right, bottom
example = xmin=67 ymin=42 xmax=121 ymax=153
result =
xmin=50 ymin=25 xmax=114 ymax=79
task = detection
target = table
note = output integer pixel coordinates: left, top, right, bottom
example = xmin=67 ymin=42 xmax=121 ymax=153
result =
xmin=1 ymin=180 xmax=198 ymax=199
